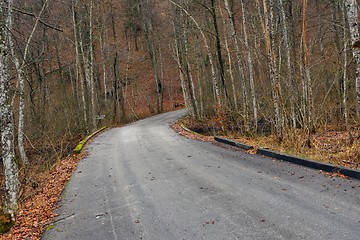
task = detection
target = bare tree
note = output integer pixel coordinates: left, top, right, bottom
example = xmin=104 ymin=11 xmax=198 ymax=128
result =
xmin=224 ymin=0 xmax=249 ymax=128
xmin=240 ymin=0 xmax=258 ymax=131
xmin=168 ymin=0 xmax=221 ymax=109
xmin=0 ymin=0 xmax=19 ymax=220
xmin=345 ymin=0 xmax=360 ymax=117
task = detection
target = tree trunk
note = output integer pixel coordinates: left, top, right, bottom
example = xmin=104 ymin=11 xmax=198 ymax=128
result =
xmin=302 ymin=0 xmax=314 ymax=135
xmin=0 ymin=0 xmax=19 ymax=220
xmin=224 ymin=0 xmax=249 ymax=130
xmin=100 ymin=17 xmax=108 ymax=101
xmin=279 ymin=0 xmax=297 ymax=140
xmin=71 ymin=1 xmax=87 ymax=125
xmin=168 ymin=0 xmax=221 ymax=109
xmin=266 ymin=0 xmax=283 ymax=141
xmin=240 ymin=0 xmax=258 ymax=131
xmin=211 ymin=0 xmax=228 ymax=100
xmin=9 ymin=0 xmax=48 ymax=165
xmin=141 ymin=5 xmax=163 ymax=114
xmin=172 ymin=15 xmax=192 ymax=114
xmin=316 ymin=0 xmax=324 ymax=55
xmin=342 ymin=1 xmax=350 ymax=132
xmin=111 ymin=14 xmax=125 ymax=122
xmin=183 ymin=18 xmax=199 ymax=117
xmin=89 ymin=0 xmax=97 ymax=130
xmin=345 ymin=0 xmax=360 ymax=117
xmin=219 ymin=7 xmax=238 ymax=111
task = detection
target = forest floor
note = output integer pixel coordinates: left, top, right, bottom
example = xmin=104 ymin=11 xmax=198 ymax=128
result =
xmin=0 ymin=153 xmax=85 ymax=239
xmin=178 ymin=117 xmax=360 ymax=170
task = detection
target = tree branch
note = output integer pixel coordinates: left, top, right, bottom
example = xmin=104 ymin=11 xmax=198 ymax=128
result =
xmin=12 ymin=7 xmax=63 ymax=32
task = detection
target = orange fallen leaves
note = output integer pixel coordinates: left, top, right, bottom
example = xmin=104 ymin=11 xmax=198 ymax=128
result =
xmin=319 ymin=170 xmax=350 ymax=180
xmin=172 ymin=123 xmax=214 ymax=143
xmin=0 ymin=153 xmax=85 ymax=240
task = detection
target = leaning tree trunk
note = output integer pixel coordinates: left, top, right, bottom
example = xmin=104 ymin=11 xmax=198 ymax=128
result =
xmin=0 ymin=0 xmax=19 ymax=220
xmin=168 ymin=0 xmax=221 ymax=109
xmin=8 ymin=0 xmax=48 ymax=165
xmin=345 ymin=0 xmax=360 ymax=117
xmin=7 ymin=2 xmax=28 ymax=165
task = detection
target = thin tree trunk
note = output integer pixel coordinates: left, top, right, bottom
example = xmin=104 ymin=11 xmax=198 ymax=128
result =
xmin=345 ymin=0 xmax=360 ymax=117
xmin=302 ymin=0 xmax=314 ymax=135
xmin=316 ymin=0 xmax=324 ymax=55
xmin=342 ymin=1 xmax=350 ymax=134
xmin=266 ymin=0 xmax=283 ymax=141
xmin=219 ymin=7 xmax=238 ymax=111
xmin=168 ymin=0 xmax=221 ymax=109
xmin=89 ymin=0 xmax=97 ymax=130
xmin=224 ymin=0 xmax=249 ymax=129
xmin=183 ymin=18 xmax=199 ymax=117
xmin=111 ymin=14 xmax=125 ymax=122
xmin=71 ymin=1 xmax=87 ymax=124
xmin=240 ymin=0 xmax=258 ymax=131
xmin=211 ymin=0 xmax=228 ymax=100
xmin=142 ymin=6 xmax=163 ymax=114
xmin=1 ymin=0 xmax=19 ymax=220
xmin=9 ymin=0 xmax=48 ymax=165
xmin=279 ymin=0 xmax=297 ymax=140
xmin=100 ymin=23 xmax=108 ymax=101
xmin=172 ymin=18 xmax=191 ymax=113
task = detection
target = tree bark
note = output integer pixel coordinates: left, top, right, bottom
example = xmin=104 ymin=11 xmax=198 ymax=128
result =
xmin=302 ymin=0 xmax=314 ymax=134
xmin=345 ymin=0 xmax=360 ymax=116
xmin=172 ymin=19 xmax=191 ymax=113
xmin=240 ymin=0 xmax=258 ymax=131
xmin=0 ymin=0 xmax=19 ymax=220
xmin=342 ymin=1 xmax=350 ymax=131
xmin=224 ymin=0 xmax=249 ymax=128
xmin=71 ymin=1 xmax=87 ymax=125
xmin=279 ymin=0 xmax=297 ymax=140
xmin=89 ymin=0 xmax=97 ymax=130
xmin=219 ymin=6 xmax=238 ymax=111
xmin=265 ymin=0 xmax=283 ymax=141
xmin=182 ymin=17 xmax=199 ymax=117
xmin=211 ymin=0 xmax=228 ymax=100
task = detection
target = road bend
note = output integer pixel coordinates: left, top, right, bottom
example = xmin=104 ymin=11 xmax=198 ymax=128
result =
xmin=43 ymin=110 xmax=360 ymax=240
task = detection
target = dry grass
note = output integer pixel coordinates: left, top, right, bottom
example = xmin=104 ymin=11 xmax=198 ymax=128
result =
xmin=180 ymin=117 xmax=360 ymax=170
xmin=226 ymin=128 xmax=360 ymax=170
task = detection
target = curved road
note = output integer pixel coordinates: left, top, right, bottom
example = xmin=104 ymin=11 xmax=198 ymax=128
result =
xmin=44 ymin=110 xmax=360 ymax=240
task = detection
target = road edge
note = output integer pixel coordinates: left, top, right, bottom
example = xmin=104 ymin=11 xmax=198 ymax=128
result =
xmin=73 ymin=126 xmax=108 ymax=154
xmin=179 ymin=123 xmax=360 ymax=181
xmin=214 ymin=136 xmax=253 ymax=150
xmin=256 ymin=148 xmax=360 ymax=180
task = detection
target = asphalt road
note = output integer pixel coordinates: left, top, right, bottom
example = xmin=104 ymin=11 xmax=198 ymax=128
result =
xmin=43 ymin=110 xmax=360 ymax=240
